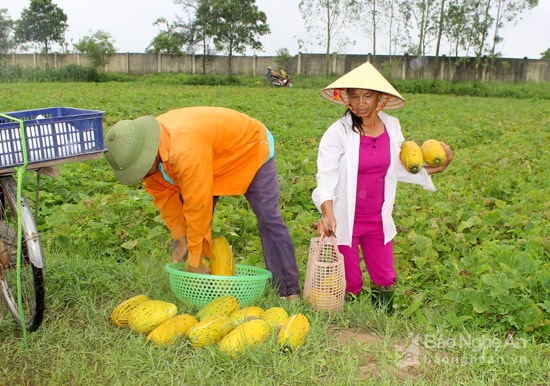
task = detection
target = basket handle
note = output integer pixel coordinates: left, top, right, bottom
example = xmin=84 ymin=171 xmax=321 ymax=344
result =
xmin=314 ymin=234 xmax=341 ymax=262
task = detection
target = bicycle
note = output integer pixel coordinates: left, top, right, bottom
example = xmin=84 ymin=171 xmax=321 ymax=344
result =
xmin=0 ymin=107 xmax=104 ymax=332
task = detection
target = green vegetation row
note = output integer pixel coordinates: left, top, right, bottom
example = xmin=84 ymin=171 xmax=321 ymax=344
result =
xmin=1 ymin=63 xmax=550 ymax=101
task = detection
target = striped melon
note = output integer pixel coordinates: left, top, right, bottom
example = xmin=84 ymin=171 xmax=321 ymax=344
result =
xmin=196 ymin=295 xmax=240 ymax=321
xmin=261 ymin=307 xmax=289 ymax=331
xmin=111 ymin=294 xmax=150 ymax=327
xmin=187 ymin=314 xmax=234 ymax=348
xmin=146 ymin=314 xmax=198 ymax=347
xmin=210 ymin=236 xmax=235 ymax=276
xmin=128 ymin=300 xmax=178 ymax=334
xmin=230 ymin=306 xmax=264 ymax=326
xmin=219 ymin=319 xmax=271 ymax=355
xmin=278 ymin=313 xmax=310 ymax=351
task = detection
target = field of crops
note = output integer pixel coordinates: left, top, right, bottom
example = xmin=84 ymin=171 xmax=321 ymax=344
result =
xmin=0 ymin=78 xmax=548 ymax=385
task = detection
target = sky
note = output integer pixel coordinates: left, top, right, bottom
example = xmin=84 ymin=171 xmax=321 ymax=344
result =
xmin=3 ymin=0 xmax=550 ymax=59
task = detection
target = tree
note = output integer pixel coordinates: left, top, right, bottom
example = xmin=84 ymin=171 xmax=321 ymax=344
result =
xmin=362 ymin=0 xmax=382 ymax=55
xmin=356 ymin=0 xmax=408 ymax=57
xmin=432 ymin=0 xmax=447 ymax=78
xmin=197 ymin=0 xmax=269 ymax=76
xmin=541 ymin=48 xmax=550 ymax=59
xmin=193 ymin=16 xmax=216 ymax=75
xmin=444 ymin=0 xmax=473 ymax=56
xmin=146 ymin=18 xmax=186 ymax=55
xmin=74 ymin=30 xmax=116 ymax=71
xmin=274 ymin=48 xmax=292 ymax=70
xmin=488 ymin=0 xmax=538 ymax=57
xmin=175 ymin=0 xmax=217 ymax=74
xmin=399 ymin=0 xmax=440 ymax=57
xmin=298 ymin=0 xmax=359 ymax=75
xmin=0 ymin=9 xmax=14 ymax=54
xmin=14 ymin=0 xmax=68 ymax=54
xmin=442 ymin=0 xmax=538 ymax=60
xmin=434 ymin=0 xmax=446 ymax=58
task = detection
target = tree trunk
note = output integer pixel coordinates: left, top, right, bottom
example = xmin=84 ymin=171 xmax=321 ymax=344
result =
xmin=490 ymin=0 xmax=504 ymax=57
xmin=434 ymin=0 xmax=447 ymax=80
xmin=325 ymin=3 xmax=331 ymax=76
xmin=202 ymin=38 xmax=206 ymax=75
xmin=228 ymin=49 xmax=233 ymax=77
xmin=418 ymin=0 xmax=426 ymax=56
xmin=372 ymin=0 xmax=377 ymax=55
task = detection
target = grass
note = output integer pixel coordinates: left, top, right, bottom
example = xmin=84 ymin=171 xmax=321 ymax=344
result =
xmin=0 ymin=78 xmax=548 ymax=385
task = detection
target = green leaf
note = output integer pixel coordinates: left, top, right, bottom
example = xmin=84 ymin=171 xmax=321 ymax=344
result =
xmin=457 ymin=216 xmax=482 ymax=233
xmin=121 ymin=240 xmax=138 ymax=250
xmin=443 ymin=312 xmax=473 ymax=328
xmin=402 ymin=301 xmax=423 ymax=318
xmin=519 ymin=302 xmax=545 ymax=330
xmin=539 ymin=300 xmax=550 ymax=313
xmin=481 ymin=274 xmax=515 ymax=290
xmin=61 ymin=203 xmax=82 ymax=213
xmin=146 ymin=226 xmax=167 ymax=240
xmin=494 ymin=199 xmax=507 ymax=208
xmin=470 ymin=293 xmax=491 ymax=313
xmin=54 ymin=234 xmax=71 ymax=249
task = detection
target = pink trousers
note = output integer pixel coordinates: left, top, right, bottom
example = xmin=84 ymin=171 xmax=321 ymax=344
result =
xmin=338 ymin=215 xmax=395 ymax=295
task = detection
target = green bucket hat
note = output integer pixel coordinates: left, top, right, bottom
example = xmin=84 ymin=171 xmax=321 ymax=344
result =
xmin=104 ymin=116 xmax=161 ymax=185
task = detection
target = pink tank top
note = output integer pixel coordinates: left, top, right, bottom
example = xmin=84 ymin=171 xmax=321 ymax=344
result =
xmin=355 ymin=128 xmax=390 ymax=219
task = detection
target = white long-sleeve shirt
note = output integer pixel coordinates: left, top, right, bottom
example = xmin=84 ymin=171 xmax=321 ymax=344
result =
xmin=312 ymin=111 xmax=436 ymax=246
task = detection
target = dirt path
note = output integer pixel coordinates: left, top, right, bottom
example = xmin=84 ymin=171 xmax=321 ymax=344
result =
xmin=328 ymin=326 xmax=435 ymax=382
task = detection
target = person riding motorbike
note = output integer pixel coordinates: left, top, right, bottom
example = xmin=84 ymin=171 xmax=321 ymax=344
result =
xmin=267 ymin=67 xmax=292 ymax=87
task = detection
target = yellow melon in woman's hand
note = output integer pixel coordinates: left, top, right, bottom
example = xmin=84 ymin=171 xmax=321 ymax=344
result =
xmin=400 ymin=141 xmax=424 ymax=174
xmin=421 ymin=139 xmax=447 ymax=167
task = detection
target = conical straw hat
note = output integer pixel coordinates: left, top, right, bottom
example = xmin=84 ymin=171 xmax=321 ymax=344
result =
xmin=320 ymin=61 xmax=406 ymax=110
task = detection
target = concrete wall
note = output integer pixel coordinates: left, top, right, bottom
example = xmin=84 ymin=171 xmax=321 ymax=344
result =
xmin=285 ymin=54 xmax=550 ymax=83
xmin=1 ymin=52 xmax=549 ymax=83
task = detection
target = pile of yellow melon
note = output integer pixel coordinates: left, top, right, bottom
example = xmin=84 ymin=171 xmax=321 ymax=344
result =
xmin=111 ymin=294 xmax=310 ymax=355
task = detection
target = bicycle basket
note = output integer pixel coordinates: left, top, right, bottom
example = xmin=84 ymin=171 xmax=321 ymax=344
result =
xmin=0 ymin=106 xmax=104 ymax=171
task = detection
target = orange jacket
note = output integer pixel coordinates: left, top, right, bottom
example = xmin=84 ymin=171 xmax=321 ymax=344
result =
xmin=143 ymin=107 xmax=270 ymax=267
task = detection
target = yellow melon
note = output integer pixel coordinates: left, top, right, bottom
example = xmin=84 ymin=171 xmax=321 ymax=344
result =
xmin=400 ymin=141 xmax=424 ymax=174
xmin=421 ymin=139 xmax=446 ymax=167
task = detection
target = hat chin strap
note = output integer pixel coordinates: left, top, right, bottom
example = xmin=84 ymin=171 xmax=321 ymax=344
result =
xmin=346 ymin=95 xmax=392 ymax=119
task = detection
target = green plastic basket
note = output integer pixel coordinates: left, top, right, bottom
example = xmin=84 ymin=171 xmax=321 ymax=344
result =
xmin=165 ymin=263 xmax=273 ymax=308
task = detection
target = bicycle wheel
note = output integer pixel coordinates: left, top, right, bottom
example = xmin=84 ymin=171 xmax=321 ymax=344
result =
xmin=0 ymin=176 xmax=45 ymax=331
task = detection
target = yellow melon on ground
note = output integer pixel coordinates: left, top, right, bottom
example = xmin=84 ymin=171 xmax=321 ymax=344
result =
xmin=111 ymin=294 xmax=150 ymax=327
xmin=230 ymin=306 xmax=264 ymax=326
xmin=196 ymin=295 xmax=241 ymax=321
xmin=219 ymin=319 xmax=271 ymax=356
xmin=262 ymin=307 xmax=289 ymax=331
xmin=187 ymin=314 xmax=234 ymax=348
xmin=128 ymin=300 xmax=178 ymax=334
xmin=278 ymin=313 xmax=310 ymax=351
xmin=146 ymin=314 xmax=198 ymax=347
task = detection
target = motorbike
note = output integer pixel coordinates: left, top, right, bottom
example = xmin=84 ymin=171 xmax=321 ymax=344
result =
xmin=267 ymin=67 xmax=293 ymax=87
xmin=270 ymin=73 xmax=293 ymax=87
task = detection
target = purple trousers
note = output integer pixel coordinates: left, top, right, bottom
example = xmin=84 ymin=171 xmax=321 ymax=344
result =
xmin=214 ymin=158 xmax=301 ymax=297
xmin=338 ymin=214 xmax=395 ymax=295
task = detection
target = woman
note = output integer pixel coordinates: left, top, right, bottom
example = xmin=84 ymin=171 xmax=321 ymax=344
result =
xmin=312 ymin=62 xmax=452 ymax=313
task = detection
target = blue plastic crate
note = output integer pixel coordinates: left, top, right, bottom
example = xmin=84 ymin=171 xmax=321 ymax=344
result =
xmin=0 ymin=107 xmax=105 ymax=170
